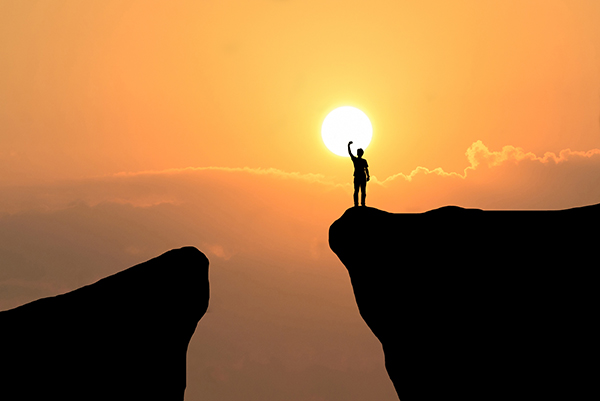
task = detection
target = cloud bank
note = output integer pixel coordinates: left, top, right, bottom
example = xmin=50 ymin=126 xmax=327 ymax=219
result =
xmin=370 ymin=140 xmax=600 ymax=211
xmin=3 ymin=140 xmax=600 ymax=216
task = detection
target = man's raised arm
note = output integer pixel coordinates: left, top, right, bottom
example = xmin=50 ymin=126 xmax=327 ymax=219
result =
xmin=348 ymin=141 xmax=355 ymax=159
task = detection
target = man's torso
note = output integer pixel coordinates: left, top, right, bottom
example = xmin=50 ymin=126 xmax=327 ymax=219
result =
xmin=352 ymin=158 xmax=368 ymax=181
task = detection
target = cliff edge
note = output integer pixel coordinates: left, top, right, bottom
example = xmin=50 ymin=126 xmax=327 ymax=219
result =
xmin=0 ymin=246 xmax=209 ymax=401
xmin=330 ymin=205 xmax=597 ymax=401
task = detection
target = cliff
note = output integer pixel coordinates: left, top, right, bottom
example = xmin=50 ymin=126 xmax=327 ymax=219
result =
xmin=0 ymin=246 xmax=209 ymax=401
xmin=329 ymin=205 xmax=598 ymax=401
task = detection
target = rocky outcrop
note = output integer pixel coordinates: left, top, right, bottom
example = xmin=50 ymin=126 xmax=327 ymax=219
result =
xmin=330 ymin=205 xmax=597 ymax=401
xmin=0 ymin=246 xmax=209 ymax=401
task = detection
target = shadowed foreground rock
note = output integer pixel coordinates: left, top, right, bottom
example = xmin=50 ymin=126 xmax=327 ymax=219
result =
xmin=330 ymin=205 xmax=598 ymax=401
xmin=0 ymin=246 xmax=209 ymax=401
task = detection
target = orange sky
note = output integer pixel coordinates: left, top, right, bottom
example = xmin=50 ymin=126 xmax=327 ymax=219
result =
xmin=2 ymin=1 xmax=600 ymax=400
xmin=2 ymin=0 xmax=600 ymax=185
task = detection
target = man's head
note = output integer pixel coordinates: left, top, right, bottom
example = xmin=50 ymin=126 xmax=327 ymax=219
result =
xmin=357 ymin=148 xmax=364 ymax=157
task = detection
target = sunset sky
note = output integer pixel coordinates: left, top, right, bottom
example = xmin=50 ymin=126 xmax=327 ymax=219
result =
xmin=2 ymin=1 xmax=600 ymax=400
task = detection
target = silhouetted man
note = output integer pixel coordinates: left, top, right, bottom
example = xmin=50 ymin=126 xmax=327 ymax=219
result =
xmin=348 ymin=141 xmax=370 ymax=207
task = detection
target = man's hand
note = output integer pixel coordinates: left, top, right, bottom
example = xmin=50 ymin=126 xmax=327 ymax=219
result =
xmin=348 ymin=141 xmax=353 ymax=145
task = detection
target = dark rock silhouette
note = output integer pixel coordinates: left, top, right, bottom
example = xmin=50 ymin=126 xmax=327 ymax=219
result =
xmin=0 ymin=246 xmax=209 ymax=401
xmin=330 ymin=205 xmax=597 ymax=401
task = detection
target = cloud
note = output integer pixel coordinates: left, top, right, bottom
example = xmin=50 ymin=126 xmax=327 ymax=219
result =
xmin=2 ymin=140 xmax=600 ymax=217
xmin=112 ymin=166 xmax=338 ymax=185
xmin=0 ymin=166 xmax=350 ymax=306
xmin=377 ymin=140 xmax=600 ymax=185
xmin=370 ymin=140 xmax=600 ymax=211
xmin=465 ymin=140 xmax=600 ymax=168
xmin=0 ymin=166 xmax=349 ymax=215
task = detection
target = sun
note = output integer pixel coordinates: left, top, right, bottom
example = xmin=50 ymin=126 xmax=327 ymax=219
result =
xmin=321 ymin=106 xmax=373 ymax=157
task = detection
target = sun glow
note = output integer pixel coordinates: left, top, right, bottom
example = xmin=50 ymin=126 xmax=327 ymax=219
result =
xmin=321 ymin=107 xmax=373 ymax=157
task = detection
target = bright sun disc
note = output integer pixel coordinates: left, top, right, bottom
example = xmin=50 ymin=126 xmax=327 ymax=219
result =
xmin=321 ymin=106 xmax=372 ymax=157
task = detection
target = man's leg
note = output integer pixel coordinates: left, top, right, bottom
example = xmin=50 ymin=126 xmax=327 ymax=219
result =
xmin=353 ymin=182 xmax=359 ymax=207
xmin=361 ymin=182 xmax=366 ymax=206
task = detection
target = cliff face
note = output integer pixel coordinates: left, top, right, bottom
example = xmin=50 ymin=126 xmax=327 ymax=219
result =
xmin=330 ymin=205 xmax=597 ymax=401
xmin=0 ymin=246 xmax=209 ymax=401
